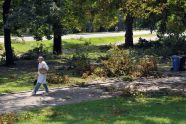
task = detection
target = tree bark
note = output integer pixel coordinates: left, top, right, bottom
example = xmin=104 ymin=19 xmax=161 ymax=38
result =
xmin=53 ymin=26 xmax=62 ymax=55
xmin=3 ymin=0 xmax=14 ymax=66
xmin=125 ymin=14 xmax=134 ymax=47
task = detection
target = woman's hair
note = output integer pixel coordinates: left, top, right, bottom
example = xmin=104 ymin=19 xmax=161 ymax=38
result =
xmin=38 ymin=56 xmax=44 ymax=61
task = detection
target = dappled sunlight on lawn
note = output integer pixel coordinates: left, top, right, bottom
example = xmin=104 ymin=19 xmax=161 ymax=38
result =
xmin=13 ymin=96 xmax=186 ymax=124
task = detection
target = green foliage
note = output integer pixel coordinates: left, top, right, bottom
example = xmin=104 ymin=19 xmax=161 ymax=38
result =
xmin=121 ymin=87 xmax=144 ymax=98
xmin=8 ymin=0 xmax=75 ymax=38
xmin=0 ymin=48 xmax=17 ymax=64
xmin=135 ymin=56 xmax=157 ymax=77
xmin=137 ymin=38 xmax=162 ymax=48
xmin=166 ymin=14 xmax=185 ymax=35
xmin=160 ymin=36 xmax=186 ymax=55
xmin=156 ymin=0 xmax=186 ymax=36
xmin=0 ymin=44 xmax=3 ymax=51
xmin=98 ymin=47 xmax=158 ymax=78
xmin=0 ymin=113 xmax=16 ymax=124
xmin=20 ymin=43 xmax=50 ymax=60
xmin=102 ymin=47 xmax=135 ymax=76
xmin=92 ymin=67 xmax=108 ymax=77
xmin=47 ymin=74 xmax=70 ymax=84
xmin=0 ymin=1 xmax=3 ymax=35
xmin=135 ymin=36 xmax=186 ymax=60
xmin=122 ymin=75 xmax=135 ymax=81
xmin=67 ymin=52 xmax=91 ymax=75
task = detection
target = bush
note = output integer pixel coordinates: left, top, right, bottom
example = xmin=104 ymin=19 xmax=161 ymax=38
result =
xmin=102 ymin=47 xmax=135 ymax=76
xmin=92 ymin=67 xmax=108 ymax=77
xmin=121 ymin=87 xmax=144 ymax=97
xmin=0 ymin=113 xmax=16 ymax=124
xmin=94 ymin=47 xmax=158 ymax=78
xmin=134 ymin=56 xmax=157 ymax=77
xmin=65 ymin=47 xmax=158 ymax=79
xmin=47 ymin=73 xmax=70 ymax=84
xmin=137 ymin=38 xmax=162 ymax=48
xmin=20 ymin=43 xmax=52 ymax=60
xmin=161 ymin=36 xmax=186 ymax=55
xmin=0 ymin=48 xmax=17 ymax=64
xmin=0 ymin=44 xmax=3 ymax=51
xmin=0 ymin=44 xmax=3 ymax=62
xmin=67 ymin=53 xmax=91 ymax=75
xmin=132 ymin=36 xmax=186 ymax=62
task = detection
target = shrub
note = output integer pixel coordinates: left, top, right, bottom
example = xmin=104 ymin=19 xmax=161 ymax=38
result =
xmin=92 ymin=67 xmax=108 ymax=77
xmin=134 ymin=56 xmax=157 ymax=77
xmin=47 ymin=73 xmax=70 ymax=84
xmin=0 ymin=44 xmax=3 ymax=62
xmin=0 ymin=48 xmax=17 ymax=64
xmin=0 ymin=113 xmax=16 ymax=124
xmin=102 ymin=47 xmax=135 ymax=76
xmin=161 ymin=36 xmax=186 ymax=55
xmin=137 ymin=38 xmax=162 ymax=48
xmin=122 ymin=75 xmax=135 ymax=81
xmin=94 ymin=47 xmax=158 ymax=78
xmin=132 ymin=36 xmax=186 ymax=62
xmin=83 ymin=40 xmax=92 ymax=46
xmin=20 ymin=43 xmax=52 ymax=60
xmin=67 ymin=52 xmax=91 ymax=75
xmin=121 ymin=87 xmax=144 ymax=97
xmin=0 ymin=44 xmax=3 ymax=51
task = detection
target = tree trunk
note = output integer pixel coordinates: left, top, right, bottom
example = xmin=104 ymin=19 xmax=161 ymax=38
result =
xmin=125 ymin=14 xmax=134 ymax=47
xmin=3 ymin=0 xmax=14 ymax=66
xmin=53 ymin=27 xmax=62 ymax=55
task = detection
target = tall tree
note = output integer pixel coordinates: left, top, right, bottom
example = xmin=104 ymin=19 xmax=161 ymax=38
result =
xmin=3 ymin=0 xmax=14 ymax=66
xmin=121 ymin=0 xmax=163 ymax=47
xmin=125 ymin=14 xmax=133 ymax=46
xmin=98 ymin=0 xmax=163 ymax=47
xmin=8 ymin=0 xmax=74 ymax=55
xmin=0 ymin=1 xmax=3 ymax=35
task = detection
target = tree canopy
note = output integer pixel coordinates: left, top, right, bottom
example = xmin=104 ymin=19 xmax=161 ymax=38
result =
xmin=1 ymin=0 xmax=186 ymax=65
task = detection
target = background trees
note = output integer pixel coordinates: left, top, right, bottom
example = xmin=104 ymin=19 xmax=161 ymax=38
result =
xmin=1 ymin=0 xmax=185 ymax=66
xmin=0 ymin=1 xmax=3 ymax=35
xmin=95 ymin=0 xmax=164 ymax=47
xmin=8 ymin=0 xmax=75 ymax=55
xmin=158 ymin=0 xmax=186 ymax=38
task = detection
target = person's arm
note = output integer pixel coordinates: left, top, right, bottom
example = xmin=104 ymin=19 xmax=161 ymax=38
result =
xmin=39 ymin=68 xmax=48 ymax=74
xmin=39 ymin=63 xmax=48 ymax=74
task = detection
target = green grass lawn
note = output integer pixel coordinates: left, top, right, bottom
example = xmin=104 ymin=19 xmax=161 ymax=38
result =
xmin=5 ymin=96 xmax=185 ymax=124
xmin=0 ymin=61 xmax=87 ymax=94
xmin=12 ymin=36 xmax=124 ymax=54
xmin=0 ymin=45 xmax=107 ymax=94
xmin=0 ymin=33 xmax=158 ymax=94
xmin=12 ymin=34 xmax=154 ymax=54
xmin=0 ymin=33 xmax=168 ymax=95
xmin=0 ymin=71 xmax=67 ymax=94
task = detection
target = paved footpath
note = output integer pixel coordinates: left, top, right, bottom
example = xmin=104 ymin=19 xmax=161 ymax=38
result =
xmin=0 ymin=30 xmax=155 ymax=43
xmin=0 ymin=71 xmax=185 ymax=114
xmin=0 ymin=87 xmax=112 ymax=113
